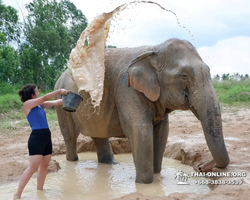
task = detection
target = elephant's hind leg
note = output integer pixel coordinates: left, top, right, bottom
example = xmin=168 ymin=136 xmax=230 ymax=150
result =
xmin=92 ymin=138 xmax=118 ymax=164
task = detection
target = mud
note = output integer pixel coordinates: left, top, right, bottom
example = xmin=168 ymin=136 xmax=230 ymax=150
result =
xmin=0 ymin=107 xmax=249 ymax=199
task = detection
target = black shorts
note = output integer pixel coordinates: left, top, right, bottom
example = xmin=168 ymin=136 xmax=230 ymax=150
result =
xmin=28 ymin=129 xmax=52 ymax=156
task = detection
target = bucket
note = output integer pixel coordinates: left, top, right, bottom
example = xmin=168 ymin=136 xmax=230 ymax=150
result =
xmin=62 ymin=91 xmax=83 ymax=112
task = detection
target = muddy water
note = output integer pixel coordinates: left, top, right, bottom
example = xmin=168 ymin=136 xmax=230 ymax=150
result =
xmin=0 ymin=153 xmax=209 ymax=200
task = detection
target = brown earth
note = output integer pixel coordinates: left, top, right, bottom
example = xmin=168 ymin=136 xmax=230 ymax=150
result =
xmin=0 ymin=106 xmax=250 ymax=199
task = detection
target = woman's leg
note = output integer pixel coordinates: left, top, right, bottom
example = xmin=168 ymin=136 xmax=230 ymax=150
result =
xmin=14 ymin=155 xmax=43 ymax=199
xmin=37 ymin=154 xmax=52 ymax=190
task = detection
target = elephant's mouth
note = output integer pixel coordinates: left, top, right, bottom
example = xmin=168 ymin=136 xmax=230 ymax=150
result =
xmin=189 ymin=105 xmax=200 ymax=120
xmin=178 ymin=88 xmax=191 ymax=111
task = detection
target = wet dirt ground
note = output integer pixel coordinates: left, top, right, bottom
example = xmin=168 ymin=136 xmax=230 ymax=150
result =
xmin=0 ymin=106 xmax=250 ymax=199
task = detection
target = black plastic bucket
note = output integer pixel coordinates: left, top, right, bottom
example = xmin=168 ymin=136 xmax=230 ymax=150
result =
xmin=62 ymin=91 xmax=83 ymax=112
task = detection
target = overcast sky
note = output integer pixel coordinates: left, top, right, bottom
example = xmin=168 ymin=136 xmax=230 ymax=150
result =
xmin=3 ymin=0 xmax=250 ymax=77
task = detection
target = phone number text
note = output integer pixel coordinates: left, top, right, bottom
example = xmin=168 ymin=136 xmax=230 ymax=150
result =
xmin=194 ymin=179 xmax=243 ymax=185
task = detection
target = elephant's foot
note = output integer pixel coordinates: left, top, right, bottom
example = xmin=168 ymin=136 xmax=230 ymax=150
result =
xmin=153 ymin=165 xmax=162 ymax=174
xmin=195 ymin=159 xmax=216 ymax=172
xmin=97 ymin=154 xmax=118 ymax=164
xmin=66 ymin=153 xmax=79 ymax=161
xmin=65 ymin=141 xmax=79 ymax=161
xmin=135 ymin=174 xmax=154 ymax=184
xmin=92 ymin=137 xmax=118 ymax=164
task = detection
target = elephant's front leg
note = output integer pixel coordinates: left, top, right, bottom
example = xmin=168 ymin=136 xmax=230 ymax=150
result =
xmin=153 ymin=115 xmax=169 ymax=173
xmin=128 ymin=124 xmax=154 ymax=183
xmin=116 ymin=85 xmax=154 ymax=183
xmin=92 ymin=138 xmax=118 ymax=164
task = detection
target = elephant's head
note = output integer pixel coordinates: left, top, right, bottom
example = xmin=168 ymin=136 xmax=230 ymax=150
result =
xmin=128 ymin=38 xmax=229 ymax=170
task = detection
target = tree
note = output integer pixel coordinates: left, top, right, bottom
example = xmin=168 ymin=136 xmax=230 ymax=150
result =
xmin=0 ymin=0 xmax=21 ymax=46
xmin=213 ymin=74 xmax=220 ymax=82
xmin=221 ymin=73 xmax=230 ymax=81
xmin=17 ymin=43 xmax=42 ymax=85
xmin=0 ymin=45 xmax=20 ymax=84
xmin=23 ymin=0 xmax=88 ymax=89
xmin=0 ymin=0 xmax=21 ymax=84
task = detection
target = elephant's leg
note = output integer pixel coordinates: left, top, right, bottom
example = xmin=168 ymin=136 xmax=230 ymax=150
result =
xmin=126 ymin=123 xmax=154 ymax=183
xmin=116 ymin=93 xmax=154 ymax=183
xmin=56 ymin=105 xmax=79 ymax=161
xmin=153 ymin=115 xmax=169 ymax=173
xmin=117 ymin=109 xmax=154 ymax=183
xmin=92 ymin=137 xmax=118 ymax=164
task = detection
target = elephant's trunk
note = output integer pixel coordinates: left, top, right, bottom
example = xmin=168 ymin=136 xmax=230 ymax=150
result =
xmin=190 ymin=80 xmax=230 ymax=168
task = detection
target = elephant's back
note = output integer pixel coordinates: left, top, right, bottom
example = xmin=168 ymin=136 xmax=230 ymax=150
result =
xmin=104 ymin=46 xmax=156 ymax=71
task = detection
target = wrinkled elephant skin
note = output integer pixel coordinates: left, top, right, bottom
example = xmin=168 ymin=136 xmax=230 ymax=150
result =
xmin=55 ymin=39 xmax=229 ymax=184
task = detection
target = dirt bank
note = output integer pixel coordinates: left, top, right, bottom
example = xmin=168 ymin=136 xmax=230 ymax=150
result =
xmin=0 ymin=106 xmax=249 ymax=199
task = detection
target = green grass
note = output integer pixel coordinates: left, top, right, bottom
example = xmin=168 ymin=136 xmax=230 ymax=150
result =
xmin=0 ymin=84 xmax=58 ymax=133
xmin=213 ymin=79 xmax=250 ymax=105
xmin=0 ymin=85 xmax=52 ymax=113
xmin=0 ymin=93 xmax=23 ymax=113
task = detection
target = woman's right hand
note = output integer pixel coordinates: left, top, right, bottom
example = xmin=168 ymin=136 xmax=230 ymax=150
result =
xmin=60 ymin=89 xmax=68 ymax=95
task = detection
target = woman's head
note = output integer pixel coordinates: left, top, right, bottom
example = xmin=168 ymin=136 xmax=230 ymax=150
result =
xmin=18 ymin=84 xmax=37 ymax=102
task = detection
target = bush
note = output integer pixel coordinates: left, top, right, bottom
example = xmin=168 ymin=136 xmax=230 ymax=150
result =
xmin=0 ymin=83 xmax=21 ymax=95
xmin=0 ymin=93 xmax=22 ymax=113
xmin=0 ymin=84 xmax=23 ymax=112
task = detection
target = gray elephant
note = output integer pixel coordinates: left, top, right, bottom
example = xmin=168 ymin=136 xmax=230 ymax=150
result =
xmin=55 ymin=38 xmax=229 ymax=184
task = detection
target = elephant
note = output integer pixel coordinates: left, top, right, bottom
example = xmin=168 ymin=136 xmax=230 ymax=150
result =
xmin=54 ymin=38 xmax=230 ymax=184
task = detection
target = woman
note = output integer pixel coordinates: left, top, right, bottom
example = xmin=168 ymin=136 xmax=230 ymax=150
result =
xmin=14 ymin=84 xmax=68 ymax=199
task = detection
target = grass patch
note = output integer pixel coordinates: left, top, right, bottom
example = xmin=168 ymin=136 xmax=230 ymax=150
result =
xmin=213 ymin=79 xmax=250 ymax=105
xmin=0 ymin=107 xmax=58 ymax=133
xmin=0 ymin=94 xmax=23 ymax=113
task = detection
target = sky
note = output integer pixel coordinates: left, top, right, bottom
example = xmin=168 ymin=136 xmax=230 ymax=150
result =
xmin=3 ymin=0 xmax=250 ymax=77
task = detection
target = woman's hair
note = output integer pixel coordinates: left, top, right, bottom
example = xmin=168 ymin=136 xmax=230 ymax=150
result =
xmin=18 ymin=84 xmax=37 ymax=102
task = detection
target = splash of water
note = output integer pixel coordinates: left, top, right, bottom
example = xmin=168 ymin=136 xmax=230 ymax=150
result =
xmin=67 ymin=1 xmax=194 ymax=109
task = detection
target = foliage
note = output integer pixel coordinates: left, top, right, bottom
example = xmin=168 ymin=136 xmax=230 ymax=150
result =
xmin=0 ymin=45 xmax=20 ymax=83
xmin=23 ymin=0 xmax=88 ymax=90
xmin=18 ymin=43 xmax=43 ymax=86
xmin=0 ymin=93 xmax=22 ymax=113
xmin=0 ymin=83 xmax=21 ymax=94
xmin=0 ymin=0 xmax=21 ymax=85
xmin=0 ymin=0 xmax=21 ymax=45
xmin=0 ymin=0 xmax=88 ymax=90
xmin=213 ymin=79 xmax=250 ymax=105
xmin=0 ymin=84 xmax=52 ymax=113
xmin=213 ymin=73 xmax=250 ymax=81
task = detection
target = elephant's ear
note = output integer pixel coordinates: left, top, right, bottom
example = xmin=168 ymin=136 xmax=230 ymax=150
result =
xmin=128 ymin=51 xmax=160 ymax=102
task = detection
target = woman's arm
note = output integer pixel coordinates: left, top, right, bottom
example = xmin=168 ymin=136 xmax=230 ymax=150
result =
xmin=23 ymin=89 xmax=67 ymax=117
xmin=42 ymin=99 xmax=63 ymax=109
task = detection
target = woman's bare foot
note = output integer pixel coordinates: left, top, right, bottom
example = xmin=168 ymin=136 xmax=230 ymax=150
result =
xmin=13 ymin=193 xmax=21 ymax=200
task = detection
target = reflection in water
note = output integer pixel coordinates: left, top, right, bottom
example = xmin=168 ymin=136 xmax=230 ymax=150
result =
xmin=0 ymin=153 xmax=209 ymax=200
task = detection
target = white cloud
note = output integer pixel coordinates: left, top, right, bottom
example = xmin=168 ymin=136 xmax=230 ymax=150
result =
xmin=198 ymin=36 xmax=250 ymax=77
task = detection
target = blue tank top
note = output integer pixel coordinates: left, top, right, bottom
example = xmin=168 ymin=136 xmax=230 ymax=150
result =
xmin=27 ymin=105 xmax=49 ymax=130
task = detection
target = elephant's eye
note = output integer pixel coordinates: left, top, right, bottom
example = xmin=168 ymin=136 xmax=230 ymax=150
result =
xmin=175 ymin=73 xmax=189 ymax=80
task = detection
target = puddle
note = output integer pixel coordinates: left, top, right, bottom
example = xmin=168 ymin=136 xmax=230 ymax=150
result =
xmin=225 ymin=137 xmax=240 ymax=141
xmin=0 ymin=153 xmax=210 ymax=200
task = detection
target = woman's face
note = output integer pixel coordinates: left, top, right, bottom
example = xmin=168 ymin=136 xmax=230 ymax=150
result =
xmin=32 ymin=87 xmax=40 ymax=99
